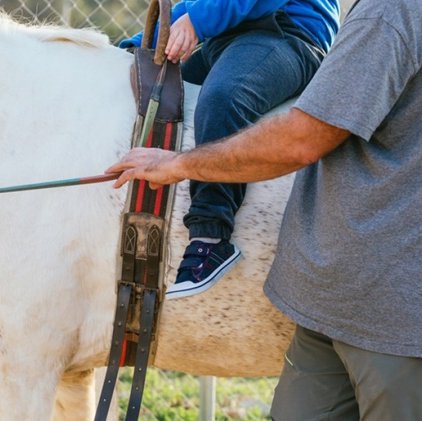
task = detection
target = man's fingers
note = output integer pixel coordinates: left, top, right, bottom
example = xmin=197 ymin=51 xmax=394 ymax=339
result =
xmin=112 ymin=170 xmax=164 ymax=190
xmin=106 ymin=149 xmax=145 ymax=173
xmin=105 ymin=164 xmax=122 ymax=174
xmin=112 ymin=171 xmax=164 ymax=190
xmin=112 ymin=169 xmax=137 ymax=188
xmin=149 ymin=181 xmax=163 ymax=190
xmin=106 ymin=161 xmax=134 ymax=174
xmin=106 ymin=148 xmax=180 ymax=189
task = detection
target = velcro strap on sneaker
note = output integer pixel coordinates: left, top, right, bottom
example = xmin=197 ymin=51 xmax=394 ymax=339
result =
xmin=178 ymin=256 xmax=204 ymax=271
xmin=184 ymin=244 xmax=210 ymax=257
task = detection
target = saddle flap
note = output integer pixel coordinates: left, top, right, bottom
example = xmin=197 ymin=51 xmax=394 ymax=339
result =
xmin=134 ymin=48 xmax=184 ymax=122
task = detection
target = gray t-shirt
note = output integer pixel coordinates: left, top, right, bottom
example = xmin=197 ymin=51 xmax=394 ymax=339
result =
xmin=264 ymin=0 xmax=422 ymax=357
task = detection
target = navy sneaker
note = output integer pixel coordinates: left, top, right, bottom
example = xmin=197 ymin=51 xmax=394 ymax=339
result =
xmin=166 ymin=240 xmax=241 ymax=300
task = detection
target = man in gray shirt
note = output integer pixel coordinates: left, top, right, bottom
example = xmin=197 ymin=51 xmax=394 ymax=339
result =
xmin=108 ymin=0 xmax=421 ymax=418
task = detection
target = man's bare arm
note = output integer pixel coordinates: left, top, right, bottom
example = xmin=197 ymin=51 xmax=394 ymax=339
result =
xmin=106 ymin=108 xmax=350 ymax=188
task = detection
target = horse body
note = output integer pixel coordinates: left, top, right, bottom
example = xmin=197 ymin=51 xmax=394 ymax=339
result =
xmin=0 ymin=16 xmax=294 ymax=419
xmin=0 ymin=17 xmax=135 ymax=419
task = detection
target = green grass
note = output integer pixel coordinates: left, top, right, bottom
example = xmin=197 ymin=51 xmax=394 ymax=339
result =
xmin=118 ymin=368 xmax=277 ymax=420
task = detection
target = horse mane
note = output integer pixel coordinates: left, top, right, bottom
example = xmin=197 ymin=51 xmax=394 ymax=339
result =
xmin=0 ymin=12 xmax=111 ymax=48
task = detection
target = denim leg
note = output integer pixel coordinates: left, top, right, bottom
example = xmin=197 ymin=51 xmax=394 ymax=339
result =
xmin=183 ymin=30 xmax=322 ymax=240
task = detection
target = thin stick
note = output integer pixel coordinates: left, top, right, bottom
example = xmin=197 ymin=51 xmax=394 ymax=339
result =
xmin=0 ymin=173 xmax=120 ymax=194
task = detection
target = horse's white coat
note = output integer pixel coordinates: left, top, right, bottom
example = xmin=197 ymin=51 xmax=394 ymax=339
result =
xmin=0 ymin=15 xmax=295 ymax=420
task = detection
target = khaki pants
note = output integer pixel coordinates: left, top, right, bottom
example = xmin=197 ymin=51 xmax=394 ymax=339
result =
xmin=271 ymin=325 xmax=422 ymax=421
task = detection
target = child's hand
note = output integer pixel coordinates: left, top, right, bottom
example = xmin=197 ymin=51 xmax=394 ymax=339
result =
xmin=165 ymin=14 xmax=198 ymax=64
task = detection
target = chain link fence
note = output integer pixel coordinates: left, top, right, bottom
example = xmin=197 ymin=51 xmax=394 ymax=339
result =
xmin=1 ymin=0 xmax=153 ymax=44
xmin=1 ymin=1 xmax=354 ymax=419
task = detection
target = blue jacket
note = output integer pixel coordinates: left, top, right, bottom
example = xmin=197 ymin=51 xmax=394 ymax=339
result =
xmin=120 ymin=0 xmax=340 ymax=53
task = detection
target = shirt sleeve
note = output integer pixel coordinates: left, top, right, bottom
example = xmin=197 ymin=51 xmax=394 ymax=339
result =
xmin=184 ymin=0 xmax=288 ymax=41
xmin=294 ymin=17 xmax=417 ymax=141
xmin=171 ymin=1 xmax=188 ymax=22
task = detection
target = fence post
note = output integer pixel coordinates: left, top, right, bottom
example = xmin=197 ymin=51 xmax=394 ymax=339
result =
xmin=199 ymin=376 xmax=216 ymax=421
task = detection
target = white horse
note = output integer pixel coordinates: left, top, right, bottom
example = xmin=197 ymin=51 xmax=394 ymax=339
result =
xmin=0 ymin=15 xmax=296 ymax=420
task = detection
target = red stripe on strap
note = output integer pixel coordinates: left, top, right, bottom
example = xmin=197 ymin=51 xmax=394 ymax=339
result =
xmin=153 ymin=123 xmax=173 ymax=216
xmin=119 ymin=339 xmax=128 ymax=367
xmin=153 ymin=187 xmax=163 ymax=216
xmin=135 ymin=128 xmax=155 ymax=212
xmin=145 ymin=125 xmax=154 ymax=148
xmin=135 ymin=180 xmax=146 ymax=213
xmin=163 ymin=122 xmax=173 ymax=150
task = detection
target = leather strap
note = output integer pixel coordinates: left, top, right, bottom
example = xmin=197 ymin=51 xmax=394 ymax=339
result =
xmin=125 ymin=289 xmax=157 ymax=420
xmin=141 ymin=0 xmax=171 ymax=65
xmin=94 ymin=284 xmax=132 ymax=421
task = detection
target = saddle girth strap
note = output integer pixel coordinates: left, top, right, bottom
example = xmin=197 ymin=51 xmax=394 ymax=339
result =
xmin=94 ymin=284 xmax=132 ymax=421
xmin=95 ymin=42 xmax=183 ymax=420
xmin=125 ymin=289 xmax=157 ymax=420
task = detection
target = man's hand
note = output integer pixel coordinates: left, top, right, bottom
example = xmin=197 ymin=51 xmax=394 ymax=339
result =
xmin=165 ymin=14 xmax=198 ymax=63
xmin=105 ymin=147 xmax=184 ymax=189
